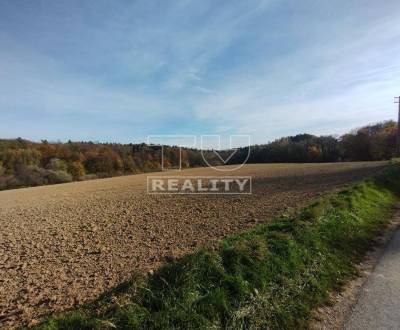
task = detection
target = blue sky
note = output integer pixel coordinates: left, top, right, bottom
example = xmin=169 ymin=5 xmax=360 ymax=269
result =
xmin=1 ymin=0 xmax=400 ymax=145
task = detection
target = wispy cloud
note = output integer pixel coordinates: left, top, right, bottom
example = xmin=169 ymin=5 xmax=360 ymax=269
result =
xmin=191 ymin=2 xmax=400 ymax=142
xmin=0 ymin=0 xmax=399 ymax=143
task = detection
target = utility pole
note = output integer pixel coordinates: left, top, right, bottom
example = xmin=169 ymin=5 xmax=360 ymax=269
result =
xmin=396 ymin=96 xmax=400 ymax=156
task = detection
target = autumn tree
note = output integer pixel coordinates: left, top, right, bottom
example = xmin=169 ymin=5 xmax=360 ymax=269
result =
xmin=68 ymin=161 xmax=86 ymax=179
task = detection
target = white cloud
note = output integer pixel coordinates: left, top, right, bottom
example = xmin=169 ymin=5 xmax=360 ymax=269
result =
xmin=0 ymin=0 xmax=399 ymax=143
xmin=190 ymin=5 xmax=400 ymax=143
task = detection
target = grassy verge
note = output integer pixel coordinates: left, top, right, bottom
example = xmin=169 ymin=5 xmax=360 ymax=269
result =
xmin=38 ymin=163 xmax=400 ymax=330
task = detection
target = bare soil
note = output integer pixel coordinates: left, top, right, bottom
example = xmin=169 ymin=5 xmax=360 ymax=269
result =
xmin=0 ymin=162 xmax=387 ymax=328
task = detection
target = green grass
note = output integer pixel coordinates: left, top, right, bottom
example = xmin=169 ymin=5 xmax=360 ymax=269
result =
xmin=37 ymin=164 xmax=400 ymax=330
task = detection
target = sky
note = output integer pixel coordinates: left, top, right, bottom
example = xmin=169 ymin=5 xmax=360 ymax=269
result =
xmin=0 ymin=0 xmax=400 ymax=145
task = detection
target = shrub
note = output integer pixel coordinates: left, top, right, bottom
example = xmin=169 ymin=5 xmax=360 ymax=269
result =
xmin=15 ymin=165 xmax=48 ymax=187
xmin=46 ymin=158 xmax=68 ymax=172
xmin=0 ymin=161 xmax=4 ymax=176
xmin=68 ymin=161 xmax=86 ymax=180
xmin=0 ymin=175 xmax=12 ymax=190
xmin=46 ymin=170 xmax=73 ymax=184
xmin=83 ymin=174 xmax=98 ymax=181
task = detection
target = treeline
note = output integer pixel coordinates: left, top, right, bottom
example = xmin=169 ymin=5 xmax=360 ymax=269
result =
xmin=0 ymin=120 xmax=396 ymax=190
xmin=0 ymin=140 xmax=222 ymax=190
xmin=229 ymin=120 xmax=397 ymax=164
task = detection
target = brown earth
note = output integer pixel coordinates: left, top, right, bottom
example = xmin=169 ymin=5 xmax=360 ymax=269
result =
xmin=0 ymin=162 xmax=387 ymax=328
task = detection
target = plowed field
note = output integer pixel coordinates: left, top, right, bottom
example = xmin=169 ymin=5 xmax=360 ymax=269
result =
xmin=0 ymin=162 xmax=387 ymax=327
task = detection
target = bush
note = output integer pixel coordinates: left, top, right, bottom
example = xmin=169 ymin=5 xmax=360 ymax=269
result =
xmin=0 ymin=161 xmax=4 ymax=176
xmin=46 ymin=170 xmax=73 ymax=184
xmin=68 ymin=161 xmax=85 ymax=180
xmin=83 ymin=174 xmax=98 ymax=181
xmin=1 ymin=166 xmax=73 ymax=189
xmin=46 ymin=158 xmax=68 ymax=172
xmin=0 ymin=176 xmax=6 ymax=190
xmin=15 ymin=165 xmax=48 ymax=187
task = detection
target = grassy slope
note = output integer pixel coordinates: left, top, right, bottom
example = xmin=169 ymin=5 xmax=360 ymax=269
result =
xmin=38 ymin=163 xmax=400 ymax=330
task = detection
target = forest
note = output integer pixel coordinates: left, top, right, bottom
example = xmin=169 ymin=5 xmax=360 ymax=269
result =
xmin=0 ymin=120 xmax=396 ymax=190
